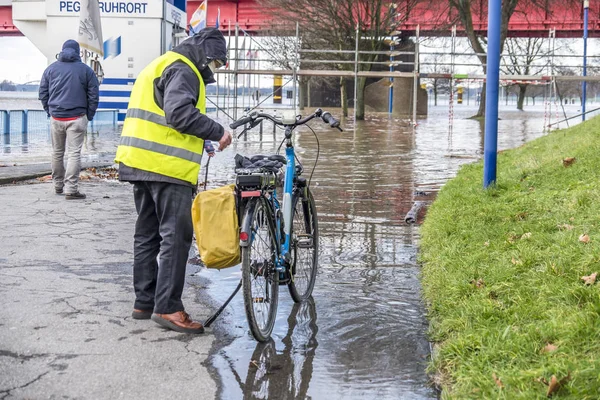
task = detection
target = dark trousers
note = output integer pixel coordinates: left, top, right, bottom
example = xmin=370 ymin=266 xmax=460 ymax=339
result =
xmin=132 ymin=181 xmax=193 ymax=314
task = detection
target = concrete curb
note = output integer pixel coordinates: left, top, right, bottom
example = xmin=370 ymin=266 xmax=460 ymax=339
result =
xmin=0 ymin=161 xmax=115 ymax=185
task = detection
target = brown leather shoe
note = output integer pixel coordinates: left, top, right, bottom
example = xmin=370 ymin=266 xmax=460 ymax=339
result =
xmin=151 ymin=311 xmax=205 ymax=334
xmin=131 ymin=309 xmax=152 ymax=320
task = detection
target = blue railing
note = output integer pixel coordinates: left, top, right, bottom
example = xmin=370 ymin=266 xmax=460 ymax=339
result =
xmin=0 ymin=109 xmax=119 ymax=135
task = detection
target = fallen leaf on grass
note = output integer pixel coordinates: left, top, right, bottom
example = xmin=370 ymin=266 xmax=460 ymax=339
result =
xmin=579 ymin=234 xmax=590 ymax=244
xmin=507 ymin=234 xmax=519 ymax=244
xmin=521 ymin=232 xmax=532 ymax=239
xmin=558 ymin=224 xmax=574 ymax=231
xmin=511 ymin=258 xmax=523 ymax=265
xmin=515 ymin=212 xmax=528 ymax=221
xmin=562 ymin=157 xmax=576 ymax=167
xmin=492 ymin=373 xmax=504 ymax=388
xmin=542 ymin=343 xmax=558 ymax=353
xmin=581 ymin=272 xmax=597 ymax=285
xmin=546 ymin=373 xmax=571 ymax=397
xmin=484 ymin=241 xmax=490 ymax=246
xmin=471 ymin=279 xmax=485 ymax=288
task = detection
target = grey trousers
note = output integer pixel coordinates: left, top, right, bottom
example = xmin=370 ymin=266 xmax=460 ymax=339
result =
xmin=132 ymin=181 xmax=194 ymax=314
xmin=50 ymin=116 xmax=87 ymax=194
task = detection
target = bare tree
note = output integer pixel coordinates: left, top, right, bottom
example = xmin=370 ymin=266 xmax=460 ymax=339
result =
xmin=260 ymin=0 xmax=419 ymax=120
xmin=555 ymin=65 xmax=582 ymax=104
xmin=0 ymin=80 xmax=17 ymax=91
xmin=421 ymin=52 xmax=451 ymax=106
xmin=501 ymin=37 xmax=550 ymax=110
xmin=442 ymin=0 xmax=580 ymax=118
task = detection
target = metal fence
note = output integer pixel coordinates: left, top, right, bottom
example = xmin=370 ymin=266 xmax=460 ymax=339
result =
xmin=0 ymin=109 xmax=119 ymax=135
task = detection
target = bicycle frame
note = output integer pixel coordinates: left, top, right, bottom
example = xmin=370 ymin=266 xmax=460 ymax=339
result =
xmin=272 ymin=128 xmax=296 ymax=272
xmin=235 ymin=108 xmax=340 ymax=273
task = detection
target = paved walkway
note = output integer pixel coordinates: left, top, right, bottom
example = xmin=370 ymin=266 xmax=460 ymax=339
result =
xmin=0 ymin=172 xmax=217 ymax=399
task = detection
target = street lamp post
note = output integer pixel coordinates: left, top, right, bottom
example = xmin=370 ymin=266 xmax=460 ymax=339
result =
xmin=483 ymin=0 xmax=502 ymax=188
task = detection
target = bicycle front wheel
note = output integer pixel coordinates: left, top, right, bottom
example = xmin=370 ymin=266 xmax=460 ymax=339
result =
xmin=242 ymin=197 xmax=279 ymax=342
xmin=288 ymin=187 xmax=319 ymax=302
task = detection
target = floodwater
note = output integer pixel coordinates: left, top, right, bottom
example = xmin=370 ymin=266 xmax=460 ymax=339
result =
xmin=0 ymin=98 xmax=592 ymax=399
xmin=195 ymin=104 xmax=589 ymax=400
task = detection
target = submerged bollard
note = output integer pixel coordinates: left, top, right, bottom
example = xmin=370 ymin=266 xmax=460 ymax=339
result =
xmin=404 ymin=201 xmax=425 ymax=224
xmin=21 ymin=110 xmax=28 ymax=134
xmin=1 ymin=110 xmax=9 ymax=135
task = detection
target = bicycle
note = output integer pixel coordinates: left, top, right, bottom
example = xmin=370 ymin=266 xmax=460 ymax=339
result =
xmin=229 ymin=108 xmax=342 ymax=342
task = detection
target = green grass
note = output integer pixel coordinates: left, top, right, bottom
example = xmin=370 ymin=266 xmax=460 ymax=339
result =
xmin=419 ymin=117 xmax=600 ymax=399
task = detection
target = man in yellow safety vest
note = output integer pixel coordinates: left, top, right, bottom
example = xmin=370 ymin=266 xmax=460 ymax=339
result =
xmin=115 ymin=27 xmax=232 ymax=334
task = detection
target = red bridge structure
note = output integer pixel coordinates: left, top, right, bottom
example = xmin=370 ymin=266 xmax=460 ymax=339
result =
xmin=1 ymin=0 xmax=600 ymax=37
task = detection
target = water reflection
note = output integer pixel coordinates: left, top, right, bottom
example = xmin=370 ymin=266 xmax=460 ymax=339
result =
xmin=243 ymin=298 xmax=318 ymax=400
xmin=203 ymin=113 xmax=437 ymax=400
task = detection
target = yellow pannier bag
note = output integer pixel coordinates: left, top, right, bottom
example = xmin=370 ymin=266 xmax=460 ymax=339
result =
xmin=191 ymin=184 xmax=241 ymax=269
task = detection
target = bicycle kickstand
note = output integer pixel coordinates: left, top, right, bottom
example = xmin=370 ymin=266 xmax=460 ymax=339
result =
xmin=203 ymin=279 xmax=242 ymax=328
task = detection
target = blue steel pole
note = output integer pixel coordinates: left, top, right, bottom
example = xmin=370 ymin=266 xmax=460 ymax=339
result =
xmin=389 ymin=43 xmax=394 ymax=114
xmin=582 ymin=0 xmax=589 ymax=121
xmin=483 ymin=0 xmax=502 ymax=188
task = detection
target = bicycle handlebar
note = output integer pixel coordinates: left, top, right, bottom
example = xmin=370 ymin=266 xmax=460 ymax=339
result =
xmin=230 ymin=114 xmax=254 ymax=129
xmin=321 ymin=111 xmax=341 ymax=129
xmin=229 ymin=108 xmax=343 ymax=132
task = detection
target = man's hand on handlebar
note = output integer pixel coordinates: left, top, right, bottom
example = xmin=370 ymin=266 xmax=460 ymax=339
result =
xmin=218 ymin=131 xmax=233 ymax=150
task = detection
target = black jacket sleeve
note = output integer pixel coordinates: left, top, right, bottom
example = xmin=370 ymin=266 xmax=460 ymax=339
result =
xmin=39 ymin=68 xmax=50 ymax=116
xmin=156 ymin=61 xmax=224 ymax=141
xmin=86 ymin=67 xmax=99 ymax=121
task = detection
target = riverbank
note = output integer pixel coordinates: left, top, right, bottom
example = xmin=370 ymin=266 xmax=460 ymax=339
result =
xmin=419 ymin=116 xmax=600 ymax=397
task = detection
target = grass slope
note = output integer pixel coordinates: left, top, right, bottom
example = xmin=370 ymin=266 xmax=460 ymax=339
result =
xmin=419 ymin=117 xmax=600 ymax=399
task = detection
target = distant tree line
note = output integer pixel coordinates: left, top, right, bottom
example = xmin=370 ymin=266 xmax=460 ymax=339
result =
xmin=0 ymin=80 xmax=17 ymax=91
xmin=0 ymin=80 xmax=40 ymax=92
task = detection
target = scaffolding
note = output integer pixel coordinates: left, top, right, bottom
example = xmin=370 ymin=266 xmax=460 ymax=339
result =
xmin=210 ymin=24 xmax=600 ymax=132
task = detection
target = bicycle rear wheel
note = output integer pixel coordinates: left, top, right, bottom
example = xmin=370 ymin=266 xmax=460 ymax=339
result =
xmin=288 ymin=188 xmax=318 ymax=302
xmin=241 ymin=197 xmax=279 ymax=342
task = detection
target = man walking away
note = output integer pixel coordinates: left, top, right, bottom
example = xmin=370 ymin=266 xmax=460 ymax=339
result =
xmin=115 ymin=28 xmax=233 ymax=334
xmin=39 ymin=39 xmax=99 ymax=200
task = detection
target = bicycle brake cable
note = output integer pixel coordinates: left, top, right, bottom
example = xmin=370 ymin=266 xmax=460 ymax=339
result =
xmin=203 ymin=156 xmax=210 ymax=191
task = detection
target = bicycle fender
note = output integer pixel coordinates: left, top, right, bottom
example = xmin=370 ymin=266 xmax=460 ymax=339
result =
xmin=239 ymin=199 xmax=257 ymax=248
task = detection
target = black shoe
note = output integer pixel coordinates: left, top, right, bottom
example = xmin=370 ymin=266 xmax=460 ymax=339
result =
xmin=132 ymin=309 xmax=153 ymax=320
xmin=55 ymin=188 xmax=64 ymax=195
xmin=65 ymin=192 xmax=86 ymax=200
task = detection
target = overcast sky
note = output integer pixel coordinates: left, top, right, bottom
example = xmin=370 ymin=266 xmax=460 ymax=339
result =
xmin=0 ymin=37 xmax=47 ymax=84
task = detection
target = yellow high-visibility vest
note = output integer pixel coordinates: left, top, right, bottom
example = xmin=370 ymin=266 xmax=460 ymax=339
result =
xmin=115 ymin=51 xmax=206 ymax=185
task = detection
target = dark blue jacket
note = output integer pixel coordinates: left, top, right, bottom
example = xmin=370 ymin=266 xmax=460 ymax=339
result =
xmin=39 ymin=48 xmax=99 ymax=121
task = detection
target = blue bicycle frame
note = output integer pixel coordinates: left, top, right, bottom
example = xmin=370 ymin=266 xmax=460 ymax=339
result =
xmin=271 ymin=134 xmax=296 ymax=273
xmin=235 ymin=108 xmax=340 ymax=275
